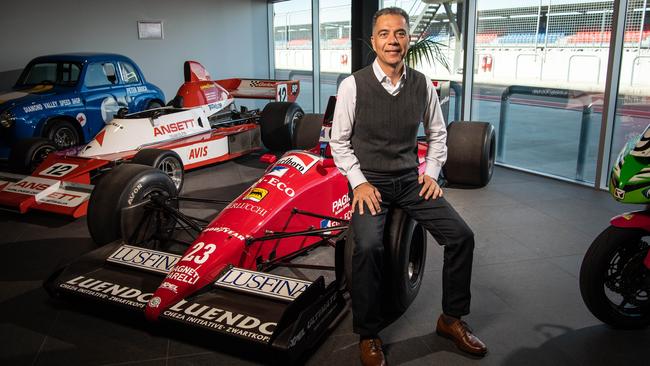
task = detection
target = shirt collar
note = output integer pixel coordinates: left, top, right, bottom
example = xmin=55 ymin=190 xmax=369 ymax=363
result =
xmin=372 ymin=59 xmax=407 ymax=84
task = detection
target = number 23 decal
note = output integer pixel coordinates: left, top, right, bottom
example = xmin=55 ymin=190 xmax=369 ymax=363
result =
xmin=182 ymin=242 xmax=216 ymax=264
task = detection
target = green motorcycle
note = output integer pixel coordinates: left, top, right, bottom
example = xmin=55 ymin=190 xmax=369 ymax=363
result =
xmin=580 ymin=125 xmax=650 ymax=328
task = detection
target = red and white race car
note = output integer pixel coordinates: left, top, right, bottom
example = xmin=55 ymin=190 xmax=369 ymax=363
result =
xmin=0 ymin=61 xmax=303 ymax=218
xmin=45 ymin=97 xmax=496 ymax=362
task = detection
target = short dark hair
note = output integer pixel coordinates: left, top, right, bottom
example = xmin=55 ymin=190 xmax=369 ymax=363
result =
xmin=372 ymin=7 xmax=410 ymax=31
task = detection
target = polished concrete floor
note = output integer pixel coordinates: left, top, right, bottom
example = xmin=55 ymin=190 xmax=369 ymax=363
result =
xmin=1 ymin=154 xmax=648 ymax=366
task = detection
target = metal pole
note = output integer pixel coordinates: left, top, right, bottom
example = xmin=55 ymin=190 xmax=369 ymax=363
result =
xmin=595 ymin=0 xmax=629 ymax=189
xmin=576 ymin=103 xmax=593 ymax=181
xmin=312 ymin=0 xmax=321 ymax=113
xmin=461 ymin=0 xmax=477 ymax=121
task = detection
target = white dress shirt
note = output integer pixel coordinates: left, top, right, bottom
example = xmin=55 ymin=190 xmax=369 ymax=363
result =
xmin=330 ymin=59 xmax=448 ymax=189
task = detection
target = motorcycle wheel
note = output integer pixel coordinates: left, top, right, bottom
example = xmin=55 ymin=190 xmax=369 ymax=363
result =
xmin=579 ymin=225 xmax=650 ymax=329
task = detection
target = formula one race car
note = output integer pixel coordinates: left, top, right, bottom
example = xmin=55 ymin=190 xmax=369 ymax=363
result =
xmin=0 ymin=60 xmax=302 ymax=218
xmin=45 ymin=96 xmax=496 ymax=363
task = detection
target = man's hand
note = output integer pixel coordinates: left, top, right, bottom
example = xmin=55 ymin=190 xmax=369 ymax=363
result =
xmin=418 ymin=174 xmax=443 ymax=200
xmin=352 ymin=182 xmax=382 ymax=215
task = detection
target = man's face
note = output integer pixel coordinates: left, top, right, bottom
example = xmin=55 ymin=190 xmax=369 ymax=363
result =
xmin=371 ymin=14 xmax=409 ymax=69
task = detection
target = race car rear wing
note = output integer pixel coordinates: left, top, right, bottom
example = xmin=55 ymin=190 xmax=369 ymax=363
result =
xmin=215 ymin=78 xmax=300 ymax=103
xmin=45 ymin=242 xmax=346 ymax=363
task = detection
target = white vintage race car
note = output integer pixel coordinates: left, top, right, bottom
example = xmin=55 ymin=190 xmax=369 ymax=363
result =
xmin=0 ymin=61 xmax=305 ymax=217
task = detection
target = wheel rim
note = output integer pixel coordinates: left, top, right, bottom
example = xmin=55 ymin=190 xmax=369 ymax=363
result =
xmin=30 ymin=144 xmax=55 ymax=171
xmin=52 ymin=126 xmax=77 ymax=148
xmin=290 ymin=111 xmax=304 ymax=139
xmin=407 ymin=225 xmax=425 ymax=288
xmin=157 ymin=157 xmax=183 ymax=190
xmin=603 ymin=238 xmax=650 ymax=318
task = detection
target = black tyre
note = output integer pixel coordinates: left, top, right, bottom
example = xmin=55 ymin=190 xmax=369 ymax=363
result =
xmin=8 ymin=138 xmax=57 ymax=174
xmin=292 ymin=113 xmax=323 ymax=150
xmin=344 ymin=208 xmax=427 ymax=315
xmin=580 ymin=225 xmax=650 ymax=329
xmin=45 ymin=119 xmax=80 ymax=149
xmin=260 ymin=102 xmax=304 ymax=152
xmin=131 ymin=149 xmax=184 ymax=192
xmin=87 ymin=164 xmax=177 ymax=246
xmin=443 ymin=121 xmax=495 ymax=187
xmin=146 ymin=100 xmax=164 ymax=109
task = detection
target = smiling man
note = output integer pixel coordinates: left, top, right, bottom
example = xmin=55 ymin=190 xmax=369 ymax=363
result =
xmin=330 ymin=7 xmax=487 ymax=366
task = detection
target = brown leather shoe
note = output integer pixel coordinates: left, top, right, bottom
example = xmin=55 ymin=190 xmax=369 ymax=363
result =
xmin=359 ymin=338 xmax=387 ymax=366
xmin=436 ymin=314 xmax=487 ymax=357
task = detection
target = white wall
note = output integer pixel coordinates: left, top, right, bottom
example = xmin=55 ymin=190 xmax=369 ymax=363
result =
xmin=0 ymin=0 xmax=270 ymax=107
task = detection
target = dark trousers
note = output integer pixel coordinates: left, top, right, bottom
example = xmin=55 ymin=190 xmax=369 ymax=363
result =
xmin=351 ymin=169 xmax=475 ymax=337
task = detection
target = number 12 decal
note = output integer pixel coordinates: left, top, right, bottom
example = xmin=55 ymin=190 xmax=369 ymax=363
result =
xmin=40 ymin=163 xmax=79 ymax=177
xmin=182 ymin=242 xmax=216 ymax=264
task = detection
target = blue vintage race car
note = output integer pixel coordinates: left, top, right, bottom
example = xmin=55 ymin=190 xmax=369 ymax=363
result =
xmin=0 ymin=53 xmax=165 ymax=159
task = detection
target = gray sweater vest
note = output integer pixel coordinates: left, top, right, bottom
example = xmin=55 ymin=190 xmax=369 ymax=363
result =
xmin=351 ymin=65 xmax=428 ymax=173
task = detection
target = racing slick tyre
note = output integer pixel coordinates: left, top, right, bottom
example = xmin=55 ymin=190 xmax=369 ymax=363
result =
xmin=87 ymin=164 xmax=177 ymax=246
xmin=579 ymin=225 xmax=650 ymax=329
xmin=260 ymin=102 xmax=304 ymax=152
xmin=8 ymin=138 xmax=57 ymax=174
xmin=292 ymin=113 xmax=324 ymax=150
xmin=344 ymin=208 xmax=427 ymax=315
xmin=443 ymin=121 xmax=495 ymax=187
xmin=45 ymin=119 xmax=80 ymax=149
xmin=131 ymin=149 xmax=185 ymax=192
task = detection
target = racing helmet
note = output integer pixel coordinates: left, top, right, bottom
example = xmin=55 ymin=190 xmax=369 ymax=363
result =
xmin=609 ymin=124 xmax=650 ymax=203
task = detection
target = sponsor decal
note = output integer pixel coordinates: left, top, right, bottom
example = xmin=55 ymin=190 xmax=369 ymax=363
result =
xmin=127 ymin=183 xmax=143 ymax=205
xmin=149 ymin=296 xmax=161 ymax=308
xmin=3 ymin=176 xmax=59 ymax=199
xmin=153 ymin=119 xmax=195 ymax=137
xmin=228 ymin=202 xmax=268 ymax=217
xmin=249 ymin=80 xmax=276 ymax=88
xmin=60 ymin=275 xmax=153 ymax=309
xmin=37 ymin=189 xmax=89 ymax=208
xmin=320 ymin=219 xmax=342 ymax=235
xmin=126 ymin=86 xmax=148 ymax=94
xmin=244 ymin=187 xmax=268 ymax=202
xmin=263 ymin=177 xmax=295 ymax=197
xmin=614 ymin=188 xmax=626 ymax=200
xmin=107 ymin=245 xmax=181 ymax=274
xmin=188 ymin=146 xmax=208 ymax=160
xmin=76 ymin=112 xmax=87 ymax=127
xmin=275 ymin=152 xmax=319 ymax=174
xmin=21 ymin=97 xmax=82 ymax=114
xmin=167 ymin=265 xmax=200 ymax=285
xmin=203 ymin=226 xmax=245 ymax=241
xmin=162 ymin=299 xmax=276 ymax=342
xmin=332 ymin=193 xmax=350 ymax=215
xmin=216 ymin=268 xmax=311 ymax=302
xmin=291 ymin=83 xmax=298 ymax=95
xmin=267 ymin=166 xmax=288 ymax=178
xmin=288 ymin=291 xmax=338 ymax=348
xmin=39 ymin=163 xmax=79 ymax=178
xmin=160 ymin=282 xmax=178 ymax=293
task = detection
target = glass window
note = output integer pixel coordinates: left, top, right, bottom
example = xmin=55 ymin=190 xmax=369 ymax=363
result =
xmin=273 ymin=0 xmax=314 ymax=112
xmin=471 ymin=0 xmax=614 ymax=184
xmin=118 ymin=62 xmax=140 ymax=84
xmin=18 ymin=62 xmax=81 ymax=86
xmin=608 ymin=1 xmax=650 ymax=182
xmin=383 ymin=1 xmax=464 ymax=124
xmin=85 ymin=62 xmax=118 ymax=88
xmin=319 ymin=0 xmax=351 ymax=111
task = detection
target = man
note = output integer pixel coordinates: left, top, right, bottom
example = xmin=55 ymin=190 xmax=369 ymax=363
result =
xmin=330 ymin=7 xmax=487 ymax=366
